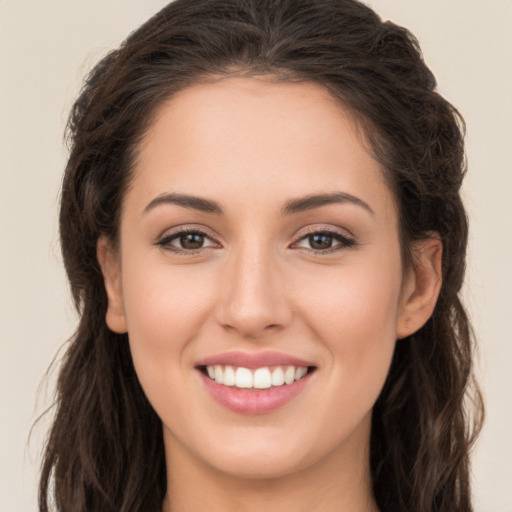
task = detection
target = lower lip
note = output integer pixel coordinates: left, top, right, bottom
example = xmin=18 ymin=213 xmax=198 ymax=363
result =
xmin=199 ymin=371 xmax=312 ymax=415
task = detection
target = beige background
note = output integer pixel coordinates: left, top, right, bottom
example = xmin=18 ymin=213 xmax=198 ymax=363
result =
xmin=0 ymin=1 xmax=510 ymax=511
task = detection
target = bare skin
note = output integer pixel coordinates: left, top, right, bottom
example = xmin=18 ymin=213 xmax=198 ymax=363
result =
xmin=98 ymin=77 xmax=442 ymax=512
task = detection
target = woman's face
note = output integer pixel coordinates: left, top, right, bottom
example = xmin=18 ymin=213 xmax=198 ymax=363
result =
xmin=99 ymin=77 xmax=431 ymax=479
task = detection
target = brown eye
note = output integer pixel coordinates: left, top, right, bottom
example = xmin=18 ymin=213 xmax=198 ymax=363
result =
xmin=308 ymin=233 xmax=334 ymax=250
xmin=179 ymin=233 xmax=206 ymax=249
xmin=156 ymin=229 xmax=218 ymax=252
xmin=293 ymin=230 xmax=356 ymax=253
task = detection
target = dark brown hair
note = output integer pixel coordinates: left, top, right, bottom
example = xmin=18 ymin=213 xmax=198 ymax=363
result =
xmin=39 ymin=1 xmax=483 ymax=510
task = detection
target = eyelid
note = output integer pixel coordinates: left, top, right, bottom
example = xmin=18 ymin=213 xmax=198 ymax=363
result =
xmin=155 ymin=225 xmax=222 ymax=253
xmin=154 ymin=224 xmax=356 ymax=255
xmin=290 ymin=226 xmax=357 ymax=253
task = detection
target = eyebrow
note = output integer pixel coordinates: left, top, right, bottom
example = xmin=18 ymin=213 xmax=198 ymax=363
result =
xmin=143 ymin=191 xmax=374 ymax=216
xmin=281 ymin=192 xmax=374 ymax=216
xmin=144 ymin=193 xmax=223 ymax=215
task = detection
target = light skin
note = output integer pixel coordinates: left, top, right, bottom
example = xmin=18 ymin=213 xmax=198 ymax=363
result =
xmin=97 ymin=77 xmax=442 ymax=512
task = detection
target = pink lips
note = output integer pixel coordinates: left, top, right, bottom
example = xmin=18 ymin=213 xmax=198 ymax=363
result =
xmin=196 ymin=351 xmax=313 ymax=369
xmin=196 ymin=351 xmax=316 ymax=415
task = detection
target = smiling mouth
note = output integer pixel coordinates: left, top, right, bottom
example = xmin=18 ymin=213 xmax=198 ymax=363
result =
xmin=198 ymin=365 xmax=317 ymax=390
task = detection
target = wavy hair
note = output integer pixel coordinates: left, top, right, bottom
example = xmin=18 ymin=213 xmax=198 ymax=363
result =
xmin=39 ymin=1 xmax=483 ymax=510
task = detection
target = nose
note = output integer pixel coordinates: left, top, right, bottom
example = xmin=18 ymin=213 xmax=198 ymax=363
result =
xmin=214 ymin=242 xmax=293 ymax=340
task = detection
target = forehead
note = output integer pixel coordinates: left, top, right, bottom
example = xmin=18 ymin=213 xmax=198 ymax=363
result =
xmin=140 ymin=77 xmax=365 ymax=166
xmin=129 ymin=77 xmax=396 ymax=221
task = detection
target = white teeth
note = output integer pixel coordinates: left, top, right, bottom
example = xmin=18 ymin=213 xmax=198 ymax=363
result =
xmin=205 ymin=364 xmax=311 ymax=389
xmin=253 ymin=368 xmax=272 ymax=389
xmin=235 ymin=367 xmax=253 ymax=388
xmin=295 ymin=367 xmax=308 ymax=380
xmin=284 ymin=366 xmax=295 ymax=385
xmin=223 ymin=365 xmax=236 ymax=386
xmin=271 ymin=367 xmax=285 ymax=386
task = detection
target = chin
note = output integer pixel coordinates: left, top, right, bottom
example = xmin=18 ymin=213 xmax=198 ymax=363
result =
xmin=211 ymin=451 xmax=311 ymax=480
xmin=190 ymin=429 xmax=325 ymax=480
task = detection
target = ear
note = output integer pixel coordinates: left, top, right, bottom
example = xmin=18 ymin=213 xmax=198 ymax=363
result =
xmin=396 ymin=236 xmax=442 ymax=339
xmin=97 ymin=236 xmax=127 ymax=334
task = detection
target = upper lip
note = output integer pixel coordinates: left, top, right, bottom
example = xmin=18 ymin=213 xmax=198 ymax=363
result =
xmin=195 ymin=351 xmax=316 ymax=369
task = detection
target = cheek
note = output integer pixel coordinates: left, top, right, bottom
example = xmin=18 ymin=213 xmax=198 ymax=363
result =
xmin=119 ymin=257 xmax=214 ymax=390
xmin=294 ymin=260 xmax=402 ymax=410
xmin=297 ymin=257 xmax=402 ymax=338
xmin=122 ymin=248 xmax=214 ymax=330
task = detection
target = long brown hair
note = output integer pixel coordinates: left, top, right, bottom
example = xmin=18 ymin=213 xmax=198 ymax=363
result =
xmin=39 ymin=1 xmax=483 ymax=510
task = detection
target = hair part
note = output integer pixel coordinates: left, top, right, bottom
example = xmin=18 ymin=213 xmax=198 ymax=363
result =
xmin=40 ymin=1 xmax=483 ymax=511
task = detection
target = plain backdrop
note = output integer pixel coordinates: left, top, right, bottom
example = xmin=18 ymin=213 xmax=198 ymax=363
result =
xmin=0 ymin=1 xmax=511 ymax=511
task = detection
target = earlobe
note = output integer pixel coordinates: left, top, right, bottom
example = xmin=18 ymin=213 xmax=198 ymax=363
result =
xmin=397 ymin=237 xmax=443 ymax=339
xmin=97 ymin=236 xmax=127 ymax=334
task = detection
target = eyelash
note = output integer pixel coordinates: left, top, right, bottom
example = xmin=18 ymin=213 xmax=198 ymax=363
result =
xmin=155 ymin=228 xmax=219 ymax=254
xmin=155 ymin=227 xmax=356 ymax=255
xmin=292 ymin=228 xmax=357 ymax=254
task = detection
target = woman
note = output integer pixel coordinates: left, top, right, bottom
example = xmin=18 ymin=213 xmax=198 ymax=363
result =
xmin=39 ymin=0 xmax=483 ymax=510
